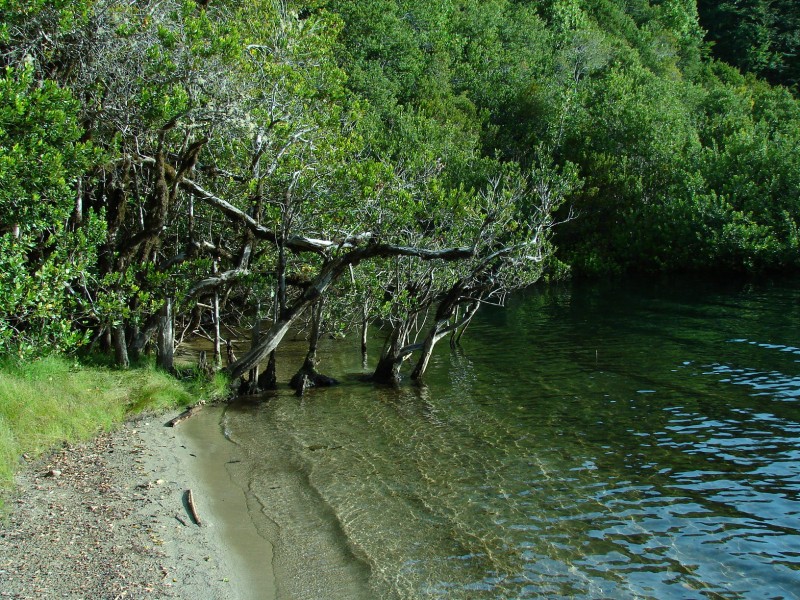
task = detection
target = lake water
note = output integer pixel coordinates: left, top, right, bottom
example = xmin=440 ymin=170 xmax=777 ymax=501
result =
xmin=202 ymin=277 xmax=800 ymax=599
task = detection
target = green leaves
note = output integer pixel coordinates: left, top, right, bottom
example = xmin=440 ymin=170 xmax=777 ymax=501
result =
xmin=698 ymin=0 xmax=800 ymax=88
xmin=0 ymin=67 xmax=100 ymax=358
xmin=2 ymin=0 xmax=799 ymax=369
xmin=0 ymin=67 xmax=89 ymax=228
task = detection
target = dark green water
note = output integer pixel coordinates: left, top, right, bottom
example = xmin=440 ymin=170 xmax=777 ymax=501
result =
xmin=216 ymin=277 xmax=800 ymax=599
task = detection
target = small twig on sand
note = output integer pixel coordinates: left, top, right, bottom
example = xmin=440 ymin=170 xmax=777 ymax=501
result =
xmin=166 ymin=404 xmax=204 ymax=427
xmin=186 ymin=489 xmax=202 ymax=526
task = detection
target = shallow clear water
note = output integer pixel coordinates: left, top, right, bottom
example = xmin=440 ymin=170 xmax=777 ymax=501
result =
xmin=216 ymin=277 xmax=800 ymax=599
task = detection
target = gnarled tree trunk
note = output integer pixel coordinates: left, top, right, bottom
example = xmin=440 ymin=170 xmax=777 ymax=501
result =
xmin=372 ymin=321 xmax=420 ymax=385
xmin=257 ymin=351 xmax=278 ymax=391
xmin=224 ymin=243 xmax=474 ymax=383
xmin=290 ymin=300 xmax=337 ymax=396
xmin=246 ymin=302 xmax=263 ymax=394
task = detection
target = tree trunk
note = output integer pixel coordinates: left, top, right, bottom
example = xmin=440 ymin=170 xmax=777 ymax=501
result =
xmin=213 ymin=290 xmax=222 ymax=369
xmin=372 ymin=353 xmax=404 ymax=385
xmin=411 ymin=300 xmax=481 ymax=381
xmin=451 ymin=310 xmax=475 ymax=348
xmin=112 ymin=325 xmax=129 ymax=369
xmin=257 ymin=351 xmax=278 ymax=391
xmin=226 ymin=255 xmax=345 ymax=381
xmin=198 ymin=350 xmax=213 ymax=378
xmin=277 ymin=243 xmax=287 ymax=317
xmin=360 ymin=306 xmax=369 ymax=363
xmin=410 ymin=327 xmax=444 ymax=381
xmin=128 ymin=321 xmax=141 ymax=361
xmin=101 ymin=326 xmax=112 ymax=354
xmin=372 ymin=323 xmax=418 ymax=385
xmin=129 ymin=313 xmax=161 ymax=358
xmin=226 ymin=339 xmax=236 ymax=365
xmin=224 ymin=243 xmax=473 ymax=384
xmin=246 ymin=303 xmax=261 ymax=393
xmin=290 ymin=301 xmax=337 ymax=396
xmin=226 ymin=309 xmax=300 ymax=381
xmin=157 ymin=298 xmax=174 ymax=372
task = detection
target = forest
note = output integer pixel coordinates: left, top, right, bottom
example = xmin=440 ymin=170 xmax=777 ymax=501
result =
xmin=1 ymin=0 xmax=799 ymax=388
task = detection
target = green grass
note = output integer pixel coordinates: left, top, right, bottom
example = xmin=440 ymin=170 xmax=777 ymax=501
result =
xmin=0 ymin=356 xmax=229 ymax=501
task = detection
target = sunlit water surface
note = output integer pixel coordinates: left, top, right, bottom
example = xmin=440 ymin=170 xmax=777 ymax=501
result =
xmin=213 ymin=278 xmax=800 ymax=599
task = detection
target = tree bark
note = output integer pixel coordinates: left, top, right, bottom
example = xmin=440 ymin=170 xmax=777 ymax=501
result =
xmin=411 ymin=300 xmax=481 ymax=380
xmin=372 ymin=353 xmax=404 ymax=385
xmin=410 ymin=326 xmax=443 ymax=381
xmin=167 ymin=404 xmax=204 ymax=427
xmin=246 ymin=303 xmax=261 ymax=393
xmin=112 ymin=324 xmax=129 ymax=369
xmin=198 ymin=350 xmax=213 ymax=378
xmin=277 ymin=243 xmax=287 ymax=317
xmin=129 ymin=313 xmax=160 ymax=358
xmin=157 ymin=298 xmax=174 ymax=372
xmin=257 ymin=351 xmax=278 ymax=391
xmin=226 ymin=308 xmax=300 ymax=381
xmin=290 ymin=300 xmax=337 ymax=396
xmin=372 ymin=323 xmax=420 ymax=385
xmin=213 ymin=290 xmax=222 ymax=369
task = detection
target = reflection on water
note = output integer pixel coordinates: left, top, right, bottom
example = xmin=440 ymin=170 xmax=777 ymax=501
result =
xmin=214 ymin=277 xmax=800 ymax=599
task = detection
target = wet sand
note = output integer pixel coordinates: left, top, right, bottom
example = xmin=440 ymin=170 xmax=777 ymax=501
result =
xmin=0 ymin=407 xmax=273 ymax=599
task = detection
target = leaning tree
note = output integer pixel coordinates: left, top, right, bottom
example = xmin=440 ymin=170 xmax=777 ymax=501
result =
xmin=371 ymin=159 xmax=579 ymax=385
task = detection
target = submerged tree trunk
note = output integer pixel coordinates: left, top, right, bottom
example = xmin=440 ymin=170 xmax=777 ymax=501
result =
xmin=246 ymin=302 xmax=262 ymax=394
xmin=227 ymin=309 xmax=301 ymax=381
xmin=226 ymin=256 xmax=342 ymax=381
xmin=257 ymin=351 xmax=278 ymax=391
xmin=225 ymin=243 xmax=474 ymax=383
xmin=372 ymin=322 xmax=420 ymax=385
xmin=410 ymin=326 xmax=442 ymax=381
xmin=372 ymin=353 xmax=404 ymax=385
xmin=411 ymin=299 xmax=481 ymax=381
xmin=290 ymin=300 xmax=337 ymax=396
xmin=157 ymin=297 xmax=174 ymax=372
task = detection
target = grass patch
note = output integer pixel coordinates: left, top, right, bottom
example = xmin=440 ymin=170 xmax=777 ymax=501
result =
xmin=0 ymin=356 xmax=229 ymax=502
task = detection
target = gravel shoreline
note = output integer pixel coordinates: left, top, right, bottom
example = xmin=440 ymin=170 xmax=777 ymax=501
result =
xmin=0 ymin=412 xmax=242 ymax=599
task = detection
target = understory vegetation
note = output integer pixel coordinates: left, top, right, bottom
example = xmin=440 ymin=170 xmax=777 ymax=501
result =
xmin=0 ymin=0 xmax=798 ymax=394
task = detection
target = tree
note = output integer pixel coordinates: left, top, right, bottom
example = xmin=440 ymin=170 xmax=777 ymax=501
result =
xmin=4 ymin=0 xmax=799 ymax=380
xmin=698 ymin=0 xmax=800 ymax=89
xmin=0 ymin=66 xmax=99 ymax=358
xmin=371 ymin=160 xmax=579 ymax=384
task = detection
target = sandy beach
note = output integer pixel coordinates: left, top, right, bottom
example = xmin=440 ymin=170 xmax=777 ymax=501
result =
xmin=0 ymin=408 xmax=272 ymax=600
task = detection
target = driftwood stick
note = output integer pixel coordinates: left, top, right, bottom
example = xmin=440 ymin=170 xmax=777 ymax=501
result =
xmin=166 ymin=404 xmax=204 ymax=427
xmin=186 ymin=489 xmax=202 ymax=526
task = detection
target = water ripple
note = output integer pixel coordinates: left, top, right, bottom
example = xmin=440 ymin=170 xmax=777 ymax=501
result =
xmin=222 ymin=278 xmax=800 ymax=599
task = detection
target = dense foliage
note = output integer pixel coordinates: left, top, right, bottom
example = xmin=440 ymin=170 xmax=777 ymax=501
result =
xmin=698 ymin=0 xmax=800 ymax=89
xmin=1 ymin=0 xmax=799 ymax=378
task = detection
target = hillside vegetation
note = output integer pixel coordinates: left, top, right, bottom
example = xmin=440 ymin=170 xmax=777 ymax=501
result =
xmin=1 ymin=0 xmax=798 ymax=374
